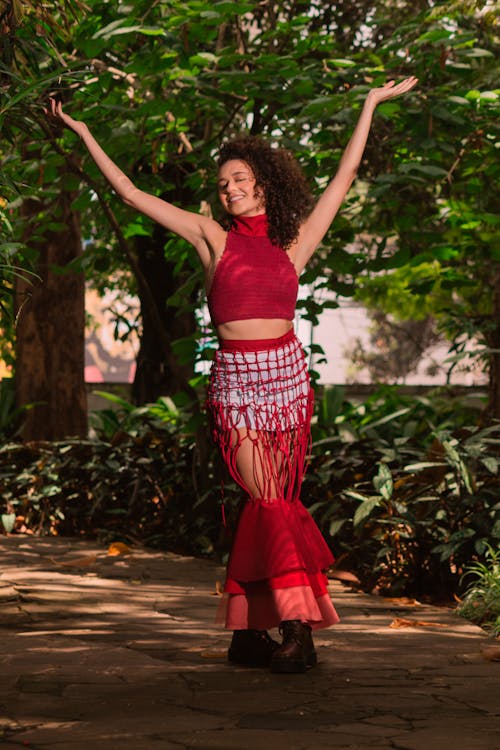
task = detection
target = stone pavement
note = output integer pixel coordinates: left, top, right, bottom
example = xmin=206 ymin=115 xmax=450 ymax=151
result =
xmin=0 ymin=536 xmax=498 ymax=750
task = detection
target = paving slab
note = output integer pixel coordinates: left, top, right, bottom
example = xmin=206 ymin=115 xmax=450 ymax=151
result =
xmin=0 ymin=536 xmax=498 ymax=750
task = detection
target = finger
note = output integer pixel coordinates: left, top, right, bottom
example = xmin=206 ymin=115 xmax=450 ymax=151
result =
xmin=390 ymin=76 xmax=416 ymax=87
xmin=393 ymin=77 xmax=418 ymax=93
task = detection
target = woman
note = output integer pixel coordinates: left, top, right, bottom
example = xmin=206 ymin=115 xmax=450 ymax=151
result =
xmin=48 ymin=75 xmax=417 ymax=673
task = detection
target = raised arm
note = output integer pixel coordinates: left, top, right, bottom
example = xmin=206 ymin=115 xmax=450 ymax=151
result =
xmin=46 ymin=99 xmax=223 ymax=269
xmin=292 ymin=77 xmax=418 ymax=272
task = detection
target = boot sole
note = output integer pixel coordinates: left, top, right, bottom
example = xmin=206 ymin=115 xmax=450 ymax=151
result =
xmin=270 ymin=651 xmax=317 ymax=673
xmin=270 ymin=659 xmax=308 ymax=674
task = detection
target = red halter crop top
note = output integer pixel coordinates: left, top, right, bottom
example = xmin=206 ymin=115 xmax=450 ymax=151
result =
xmin=207 ymin=214 xmax=299 ymax=327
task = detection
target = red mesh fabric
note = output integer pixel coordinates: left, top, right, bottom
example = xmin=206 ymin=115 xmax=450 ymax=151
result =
xmin=207 ymin=215 xmax=298 ymax=326
xmin=207 ymin=329 xmax=313 ymax=504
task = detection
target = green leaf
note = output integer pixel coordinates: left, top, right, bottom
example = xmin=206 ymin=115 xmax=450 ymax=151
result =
xmin=41 ymin=485 xmax=62 ymax=497
xmin=353 ymin=497 xmax=382 ymax=527
xmin=344 ymin=490 xmax=373 ymax=503
xmin=360 ymin=408 xmax=412 ymax=432
xmin=91 ymin=391 xmax=136 ymax=412
xmin=329 ymin=519 xmax=346 ymax=537
xmin=446 ymin=96 xmax=471 ymax=106
xmin=480 ymin=457 xmax=498 ymax=474
xmin=1 ymin=513 xmax=16 ymax=533
xmin=404 ymin=461 xmax=446 ymax=471
xmin=123 ymin=220 xmax=151 ymax=239
xmin=189 ymin=52 xmax=219 ymax=66
xmin=328 ymin=59 xmax=356 ymax=67
xmin=465 ymin=48 xmax=494 ymax=58
xmin=441 ymin=440 xmax=474 ymax=493
xmin=373 ymin=463 xmax=393 ymax=500
xmin=415 ymin=28 xmax=452 ymax=44
xmin=397 ymin=163 xmax=448 ymax=178
xmin=93 ymin=21 xmax=145 ymax=40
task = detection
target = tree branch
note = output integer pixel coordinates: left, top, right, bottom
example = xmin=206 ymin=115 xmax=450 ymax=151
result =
xmin=37 ymin=116 xmax=173 ymax=354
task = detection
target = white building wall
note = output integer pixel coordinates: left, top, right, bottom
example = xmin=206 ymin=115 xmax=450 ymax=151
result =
xmin=84 ymin=288 xmax=488 ymax=387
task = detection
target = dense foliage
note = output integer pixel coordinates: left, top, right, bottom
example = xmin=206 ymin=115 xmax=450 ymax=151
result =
xmin=0 ymin=394 xmax=221 ymax=555
xmin=307 ymin=386 xmax=500 ymax=599
xmin=1 ymin=0 xmax=499 ymax=413
xmin=1 ymin=387 xmax=498 ymax=601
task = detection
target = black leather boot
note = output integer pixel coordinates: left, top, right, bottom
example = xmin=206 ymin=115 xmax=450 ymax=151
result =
xmin=228 ymin=629 xmax=281 ymax=667
xmin=270 ymin=620 xmax=317 ymax=674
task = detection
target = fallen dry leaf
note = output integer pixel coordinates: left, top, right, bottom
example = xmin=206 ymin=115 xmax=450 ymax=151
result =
xmin=108 ymin=542 xmax=133 ymax=556
xmin=200 ymin=651 xmax=227 ymax=660
xmin=481 ymin=645 xmax=500 ymax=662
xmin=384 ymin=597 xmax=422 ymax=607
xmin=390 ymin=617 xmax=449 ymax=629
xmin=328 ymin=569 xmax=361 ymax=584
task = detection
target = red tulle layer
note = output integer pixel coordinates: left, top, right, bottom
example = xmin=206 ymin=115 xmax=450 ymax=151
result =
xmin=226 ymin=497 xmax=334 ymax=587
xmin=219 ymin=586 xmax=340 ymax=631
xmin=225 ymin=569 xmax=328 ymax=596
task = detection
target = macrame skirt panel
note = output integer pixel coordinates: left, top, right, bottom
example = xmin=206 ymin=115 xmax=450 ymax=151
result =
xmin=207 ymin=329 xmax=339 ymax=631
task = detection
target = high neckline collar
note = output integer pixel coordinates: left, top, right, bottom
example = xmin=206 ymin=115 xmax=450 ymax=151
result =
xmin=231 ymin=213 xmax=268 ymax=237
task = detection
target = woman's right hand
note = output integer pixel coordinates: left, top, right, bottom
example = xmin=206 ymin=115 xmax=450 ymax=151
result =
xmin=45 ymin=97 xmax=88 ymax=138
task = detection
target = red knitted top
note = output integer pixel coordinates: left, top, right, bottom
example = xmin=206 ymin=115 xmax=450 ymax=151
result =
xmin=207 ymin=214 xmax=299 ymax=326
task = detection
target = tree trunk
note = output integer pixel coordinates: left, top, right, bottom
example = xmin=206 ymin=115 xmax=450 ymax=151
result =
xmin=15 ymin=191 xmax=87 ymax=440
xmin=486 ymin=265 xmax=500 ymax=419
xmin=131 ymin=223 xmax=197 ymax=404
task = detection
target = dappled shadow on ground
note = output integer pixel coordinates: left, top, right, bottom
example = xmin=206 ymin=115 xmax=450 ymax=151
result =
xmin=1 ymin=536 xmax=497 ymax=750
xmin=0 ymin=536 xmax=486 ymax=661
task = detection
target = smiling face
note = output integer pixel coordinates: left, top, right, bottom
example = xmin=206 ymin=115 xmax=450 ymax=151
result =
xmin=217 ymin=159 xmax=265 ymax=216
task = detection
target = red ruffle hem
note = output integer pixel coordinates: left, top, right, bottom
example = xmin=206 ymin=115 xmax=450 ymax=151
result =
xmin=207 ymin=330 xmax=340 ymax=631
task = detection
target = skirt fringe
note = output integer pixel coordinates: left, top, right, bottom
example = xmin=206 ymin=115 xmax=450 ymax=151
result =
xmin=207 ymin=329 xmax=339 ymax=631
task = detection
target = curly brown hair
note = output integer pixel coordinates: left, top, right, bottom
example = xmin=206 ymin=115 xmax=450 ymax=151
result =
xmin=217 ymin=136 xmax=313 ymax=251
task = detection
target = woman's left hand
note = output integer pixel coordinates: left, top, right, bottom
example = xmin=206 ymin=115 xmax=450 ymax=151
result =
xmin=366 ymin=77 xmax=418 ymax=106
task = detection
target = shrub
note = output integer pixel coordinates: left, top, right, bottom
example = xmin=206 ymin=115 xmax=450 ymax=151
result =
xmin=305 ymin=386 xmax=500 ymax=598
xmin=457 ymin=545 xmax=500 ymax=637
xmin=0 ymin=394 xmax=224 ymax=556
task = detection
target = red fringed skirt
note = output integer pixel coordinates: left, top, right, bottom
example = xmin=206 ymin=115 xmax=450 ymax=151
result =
xmin=207 ymin=329 xmax=339 ymax=631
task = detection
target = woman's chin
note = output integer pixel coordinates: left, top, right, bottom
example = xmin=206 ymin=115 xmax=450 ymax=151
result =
xmin=226 ymin=202 xmax=245 ymax=215
xmin=229 ymin=206 xmax=265 ymax=217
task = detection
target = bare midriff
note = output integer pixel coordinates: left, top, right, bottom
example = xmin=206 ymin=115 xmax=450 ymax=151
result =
xmin=217 ymin=318 xmax=294 ymax=341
